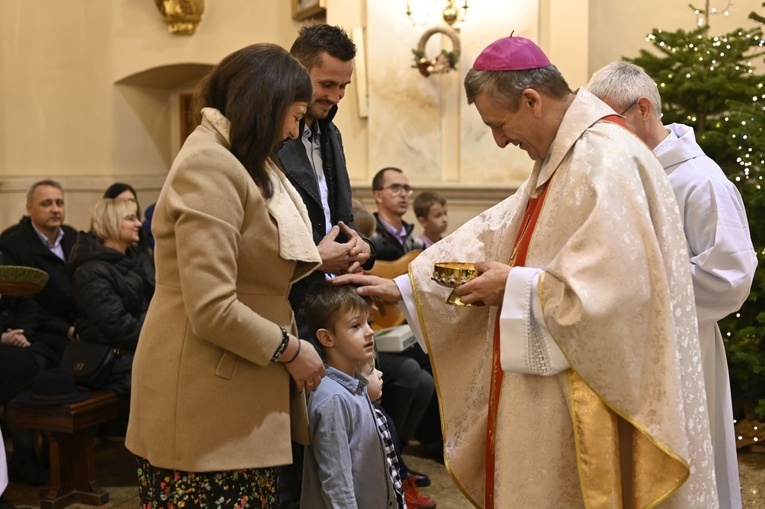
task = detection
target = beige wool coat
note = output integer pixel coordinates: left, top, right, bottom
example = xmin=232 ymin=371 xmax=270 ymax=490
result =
xmin=125 ymin=108 xmax=321 ymax=472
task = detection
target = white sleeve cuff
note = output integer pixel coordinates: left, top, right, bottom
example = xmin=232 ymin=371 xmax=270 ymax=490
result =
xmin=394 ymin=274 xmax=427 ymax=354
xmin=499 ymin=267 xmax=569 ymax=376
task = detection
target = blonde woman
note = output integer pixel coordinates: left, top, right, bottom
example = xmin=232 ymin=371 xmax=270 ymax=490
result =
xmin=68 ymin=198 xmax=150 ymax=394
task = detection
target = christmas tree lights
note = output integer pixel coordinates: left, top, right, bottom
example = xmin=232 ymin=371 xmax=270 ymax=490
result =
xmin=629 ymin=2 xmax=765 ymax=421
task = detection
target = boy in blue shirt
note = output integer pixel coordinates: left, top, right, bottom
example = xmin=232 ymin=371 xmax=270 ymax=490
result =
xmin=301 ymin=282 xmax=397 ymax=508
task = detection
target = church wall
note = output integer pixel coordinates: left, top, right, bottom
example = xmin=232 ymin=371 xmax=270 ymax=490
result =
xmin=0 ymin=0 xmax=761 ymax=234
xmin=588 ymin=0 xmax=763 ymax=78
xmin=0 ymin=0 xmax=302 ymax=229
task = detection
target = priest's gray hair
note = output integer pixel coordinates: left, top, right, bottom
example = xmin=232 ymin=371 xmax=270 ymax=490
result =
xmin=586 ymin=61 xmax=663 ymax=120
xmin=464 ymin=65 xmax=571 ymax=111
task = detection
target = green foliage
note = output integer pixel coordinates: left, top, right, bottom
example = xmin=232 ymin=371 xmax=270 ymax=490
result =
xmin=629 ymin=25 xmax=763 ymax=168
xmin=411 ymin=48 xmax=459 ymax=71
xmin=628 ymin=4 xmax=765 ymax=419
xmin=752 ymin=3 xmax=765 ymax=25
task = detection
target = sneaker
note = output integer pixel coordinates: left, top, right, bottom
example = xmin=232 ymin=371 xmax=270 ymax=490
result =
xmin=403 ymin=476 xmax=437 ymax=509
xmin=406 ymin=469 xmax=431 ymax=487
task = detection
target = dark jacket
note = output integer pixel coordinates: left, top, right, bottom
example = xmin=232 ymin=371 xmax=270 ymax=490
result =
xmin=68 ymin=232 xmax=149 ymax=350
xmin=276 ymin=106 xmax=375 ymax=336
xmin=0 ymin=215 xmax=31 ymax=240
xmin=0 ymin=284 xmax=44 ymax=402
xmin=370 ymin=212 xmax=425 ymax=261
xmin=0 ymin=219 xmax=78 ymax=336
xmin=0 ymin=290 xmax=38 ymax=335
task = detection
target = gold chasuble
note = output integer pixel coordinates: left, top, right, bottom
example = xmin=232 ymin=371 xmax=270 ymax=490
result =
xmin=408 ymin=89 xmax=718 ymax=508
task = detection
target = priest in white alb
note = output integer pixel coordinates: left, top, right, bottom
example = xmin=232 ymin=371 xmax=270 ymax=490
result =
xmin=588 ymin=61 xmax=757 ymax=509
xmin=336 ymin=35 xmax=719 ymax=508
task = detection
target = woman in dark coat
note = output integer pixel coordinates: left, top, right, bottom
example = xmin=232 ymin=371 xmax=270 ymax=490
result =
xmin=102 ymin=182 xmax=155 ymax=298
xmin=68 ymin=198 xmax=150 ymax=394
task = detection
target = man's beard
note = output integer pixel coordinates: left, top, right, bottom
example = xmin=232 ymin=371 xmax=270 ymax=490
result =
xmin=309 ymin=102 xmax=331 ymax=120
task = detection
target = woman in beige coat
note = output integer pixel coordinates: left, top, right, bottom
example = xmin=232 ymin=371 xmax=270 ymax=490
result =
xmin=125 ymin=43 xmax=326 ymax=508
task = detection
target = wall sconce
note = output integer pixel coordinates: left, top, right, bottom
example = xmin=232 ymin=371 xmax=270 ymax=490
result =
xmin=155 ymin=0 xmax=205 ymax=35
xmin=406 ymin=0 xmax=469 ymax=27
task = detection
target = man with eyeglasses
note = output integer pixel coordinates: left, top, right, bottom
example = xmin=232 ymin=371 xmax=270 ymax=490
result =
xmin=370 ymin=167 xmax=424 ymax=261
xmin=368 ymin=166 xmax=441 ymax=486
xmin=588 ymin=61 xmax=756 ymax=509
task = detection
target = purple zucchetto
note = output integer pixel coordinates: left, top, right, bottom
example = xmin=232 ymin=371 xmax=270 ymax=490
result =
xmin=473 ymin=34 xmax=551 ymax=71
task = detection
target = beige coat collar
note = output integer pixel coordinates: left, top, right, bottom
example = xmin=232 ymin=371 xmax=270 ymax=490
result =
xmin=201 ymin=108 xmax=321 ymax=266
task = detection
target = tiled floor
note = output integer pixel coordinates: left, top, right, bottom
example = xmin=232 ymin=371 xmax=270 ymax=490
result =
xmin=3 ymin=441 xmax=764 ymax=508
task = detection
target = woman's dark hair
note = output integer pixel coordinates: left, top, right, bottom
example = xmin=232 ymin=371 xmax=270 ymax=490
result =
xmin=103 ymin=182 xmax=141 ymax=220
xmin=195 ymin=43 xmax=312 ymax=198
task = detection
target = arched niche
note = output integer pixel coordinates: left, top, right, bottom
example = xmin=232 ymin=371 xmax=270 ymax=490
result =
xmin=112 ymin=63 xmax=213 ymax=179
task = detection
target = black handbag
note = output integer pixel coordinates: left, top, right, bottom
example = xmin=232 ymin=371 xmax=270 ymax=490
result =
xmin=61 ymin=342 xmax=116 ymax=389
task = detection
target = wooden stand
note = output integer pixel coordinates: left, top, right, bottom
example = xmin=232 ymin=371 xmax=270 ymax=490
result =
xmin=9 ymin=392 xmax=119 ymax=509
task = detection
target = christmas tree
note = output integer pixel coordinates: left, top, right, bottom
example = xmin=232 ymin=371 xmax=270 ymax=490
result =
xmin=628 ymin=2 xmax=765 ymax=419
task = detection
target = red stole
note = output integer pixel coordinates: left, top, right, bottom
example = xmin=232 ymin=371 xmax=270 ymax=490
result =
xmin=484 ymin=182 xmax=550 ymax=509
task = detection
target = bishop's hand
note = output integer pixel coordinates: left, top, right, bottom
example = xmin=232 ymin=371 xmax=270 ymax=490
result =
xmin=332 ymin=273 xmax=403 ymax=303
xmin=453 ymin=261 xmax=510 ymax=307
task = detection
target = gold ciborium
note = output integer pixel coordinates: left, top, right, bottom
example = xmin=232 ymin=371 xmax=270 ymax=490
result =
xmin=431 ymin=262 xmax=476 ymax=306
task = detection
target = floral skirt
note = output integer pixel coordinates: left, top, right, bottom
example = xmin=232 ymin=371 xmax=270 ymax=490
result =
xmin=136 ymin=456 xmax=277 ymax=508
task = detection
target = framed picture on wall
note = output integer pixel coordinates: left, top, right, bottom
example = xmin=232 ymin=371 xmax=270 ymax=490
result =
xmin=179 ymin=93 xmax=197 ymax=145
xmin=292 ymin=0 xmax=326 ymax=21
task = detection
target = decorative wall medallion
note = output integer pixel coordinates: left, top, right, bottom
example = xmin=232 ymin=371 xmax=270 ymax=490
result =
xmin=155 ymin=0 xmax=205 ymax=35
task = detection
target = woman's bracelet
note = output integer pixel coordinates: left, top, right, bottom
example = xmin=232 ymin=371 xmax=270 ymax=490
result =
xmin=270 ymin=326 xmax=290 ymax=363
xmin=283 ymin=338 xmax=301 ymax=364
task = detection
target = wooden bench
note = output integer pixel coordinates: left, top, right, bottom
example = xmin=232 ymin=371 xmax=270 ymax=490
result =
xmin=8 ymin=392 xmax=119 ymax=509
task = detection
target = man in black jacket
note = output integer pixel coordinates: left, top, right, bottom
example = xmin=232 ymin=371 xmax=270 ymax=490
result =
xmin=0 ymin=179 xmax=77 ymax=360
xmin=277 ymin=23 xmax=375 ymax=340
xmin=275 ymin=24 xmax=376 ymax=509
